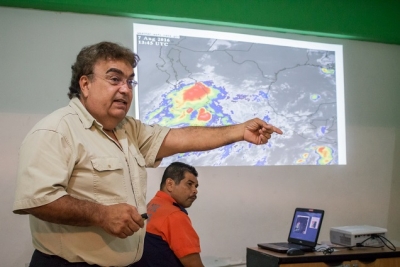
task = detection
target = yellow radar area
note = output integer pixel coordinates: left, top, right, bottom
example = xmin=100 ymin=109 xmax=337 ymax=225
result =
xmin=296 ymin=153 xmax=309 ymax=164
xmin=316 ymin=146 xmax=333 ymax=165
xmin=310 ymin=94 xmax=321 ymax=101
xmin=321 ymin=68 xmax=335 ymax=74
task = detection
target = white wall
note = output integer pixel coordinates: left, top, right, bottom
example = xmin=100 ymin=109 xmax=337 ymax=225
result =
xmin=1 ymin=7 xmax=399 ymax=267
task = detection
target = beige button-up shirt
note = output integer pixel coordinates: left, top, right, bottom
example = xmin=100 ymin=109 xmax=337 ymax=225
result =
xmin=13 ymin=98 xmax=170 ymax=266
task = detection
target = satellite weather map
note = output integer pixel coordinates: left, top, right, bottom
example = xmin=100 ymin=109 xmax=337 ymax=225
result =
xmin=133 ymin=24 xmax=346 ymax=166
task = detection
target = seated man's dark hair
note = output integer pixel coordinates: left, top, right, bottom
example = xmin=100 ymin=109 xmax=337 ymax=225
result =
xmin=160 ymin=162 xmax=198 ymax=190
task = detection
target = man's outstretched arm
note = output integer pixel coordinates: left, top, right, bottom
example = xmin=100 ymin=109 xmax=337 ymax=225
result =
xmin=157 ymin=118 xmax=282 ymax=159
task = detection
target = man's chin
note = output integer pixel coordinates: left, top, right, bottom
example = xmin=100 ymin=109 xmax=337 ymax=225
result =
xmin=111 ymin=106 xmax=129 ymax=115
xmin=185 ymin=200 xmax=195 ymax=208
xmin=110 ymin=110 xmax=128 ymax=122
xmin=112 ymin=101 xmax=130 ymax=111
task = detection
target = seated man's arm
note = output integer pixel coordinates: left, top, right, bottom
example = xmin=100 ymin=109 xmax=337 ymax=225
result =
xmin=179 ymin=253 xmax=204 ymax=267
xmin=161 ymin=211 xmax=203 ymax=266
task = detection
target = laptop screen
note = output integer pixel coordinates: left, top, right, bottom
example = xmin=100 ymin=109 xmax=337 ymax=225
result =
xmin=288 ymin=208 xmax=324 ymax=247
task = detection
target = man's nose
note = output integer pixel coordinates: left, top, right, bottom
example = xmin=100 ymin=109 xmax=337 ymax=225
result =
xmin=118 ymin=82 xmax=131 ymax=93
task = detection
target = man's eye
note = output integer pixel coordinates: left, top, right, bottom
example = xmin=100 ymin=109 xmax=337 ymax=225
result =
xmin=109 ymin=77 xmax=121 ymax=84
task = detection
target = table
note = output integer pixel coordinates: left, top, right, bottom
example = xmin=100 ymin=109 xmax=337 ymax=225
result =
xmin=247 ymin=246 xmax=400 ymax=267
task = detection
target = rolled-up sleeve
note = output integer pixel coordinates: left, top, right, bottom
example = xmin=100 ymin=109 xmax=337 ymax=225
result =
xmin=124 ymin=118 xmax=170 ymax=168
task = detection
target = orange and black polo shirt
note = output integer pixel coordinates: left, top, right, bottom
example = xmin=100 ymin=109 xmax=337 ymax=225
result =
xmin=134 ymin=191 xmax=201 ymax=267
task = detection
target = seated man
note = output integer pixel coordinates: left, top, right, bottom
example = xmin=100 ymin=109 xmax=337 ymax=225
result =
xmin=134 ymin=162 xmax=204 ymax=267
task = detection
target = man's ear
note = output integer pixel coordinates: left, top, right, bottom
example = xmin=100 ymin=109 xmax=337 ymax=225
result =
xmin=79 ymin=75 xmax=90 ymax=98
xmin=165 ymin=178 xmax=175 ymax=192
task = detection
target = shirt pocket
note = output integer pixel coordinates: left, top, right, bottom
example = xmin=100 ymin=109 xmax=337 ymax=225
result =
xmin=91 ymin=157 xmax=127 ymax=204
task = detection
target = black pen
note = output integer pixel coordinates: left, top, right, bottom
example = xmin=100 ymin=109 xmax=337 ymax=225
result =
xmin=141 ymin=213 xmax=148 ymax=220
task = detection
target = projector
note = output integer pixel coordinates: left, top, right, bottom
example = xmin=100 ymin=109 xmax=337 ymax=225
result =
xmin=330 ymin=225 xmax=387 ymax=247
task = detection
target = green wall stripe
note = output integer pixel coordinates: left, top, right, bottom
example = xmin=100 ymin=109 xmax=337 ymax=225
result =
xmin=1 ymin=0 xmax=399 ymax=45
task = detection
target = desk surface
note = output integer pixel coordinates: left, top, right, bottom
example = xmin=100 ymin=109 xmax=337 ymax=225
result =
xmin=247 ymin=246 xmax=400 ymax=264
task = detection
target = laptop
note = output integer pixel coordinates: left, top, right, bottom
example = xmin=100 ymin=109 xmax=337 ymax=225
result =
xmin=257 ymin=207 xmax=324 ymax=253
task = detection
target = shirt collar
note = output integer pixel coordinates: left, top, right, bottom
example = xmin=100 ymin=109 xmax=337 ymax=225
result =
xmin=69 ymin=97 xmax=97 ymax=129
xmin=155 ymin=191 xmax=188 ymax=215
xmin=69 ymin=97 xmax=128 ymax=131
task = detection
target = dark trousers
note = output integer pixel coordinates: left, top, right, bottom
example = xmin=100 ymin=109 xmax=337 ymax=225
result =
xmin=29 ymin=249 xmax=102 ymax=267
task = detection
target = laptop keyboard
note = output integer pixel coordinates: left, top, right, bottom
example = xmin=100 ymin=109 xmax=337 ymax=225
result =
xmin=280 ymin=243 xmax=307 ymax=249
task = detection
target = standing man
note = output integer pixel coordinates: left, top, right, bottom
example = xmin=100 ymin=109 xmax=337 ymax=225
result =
xmin=134 ymin=162 xmax=204 ymax=267
xmin=13 ymin=41 xmax=282 ymax=267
